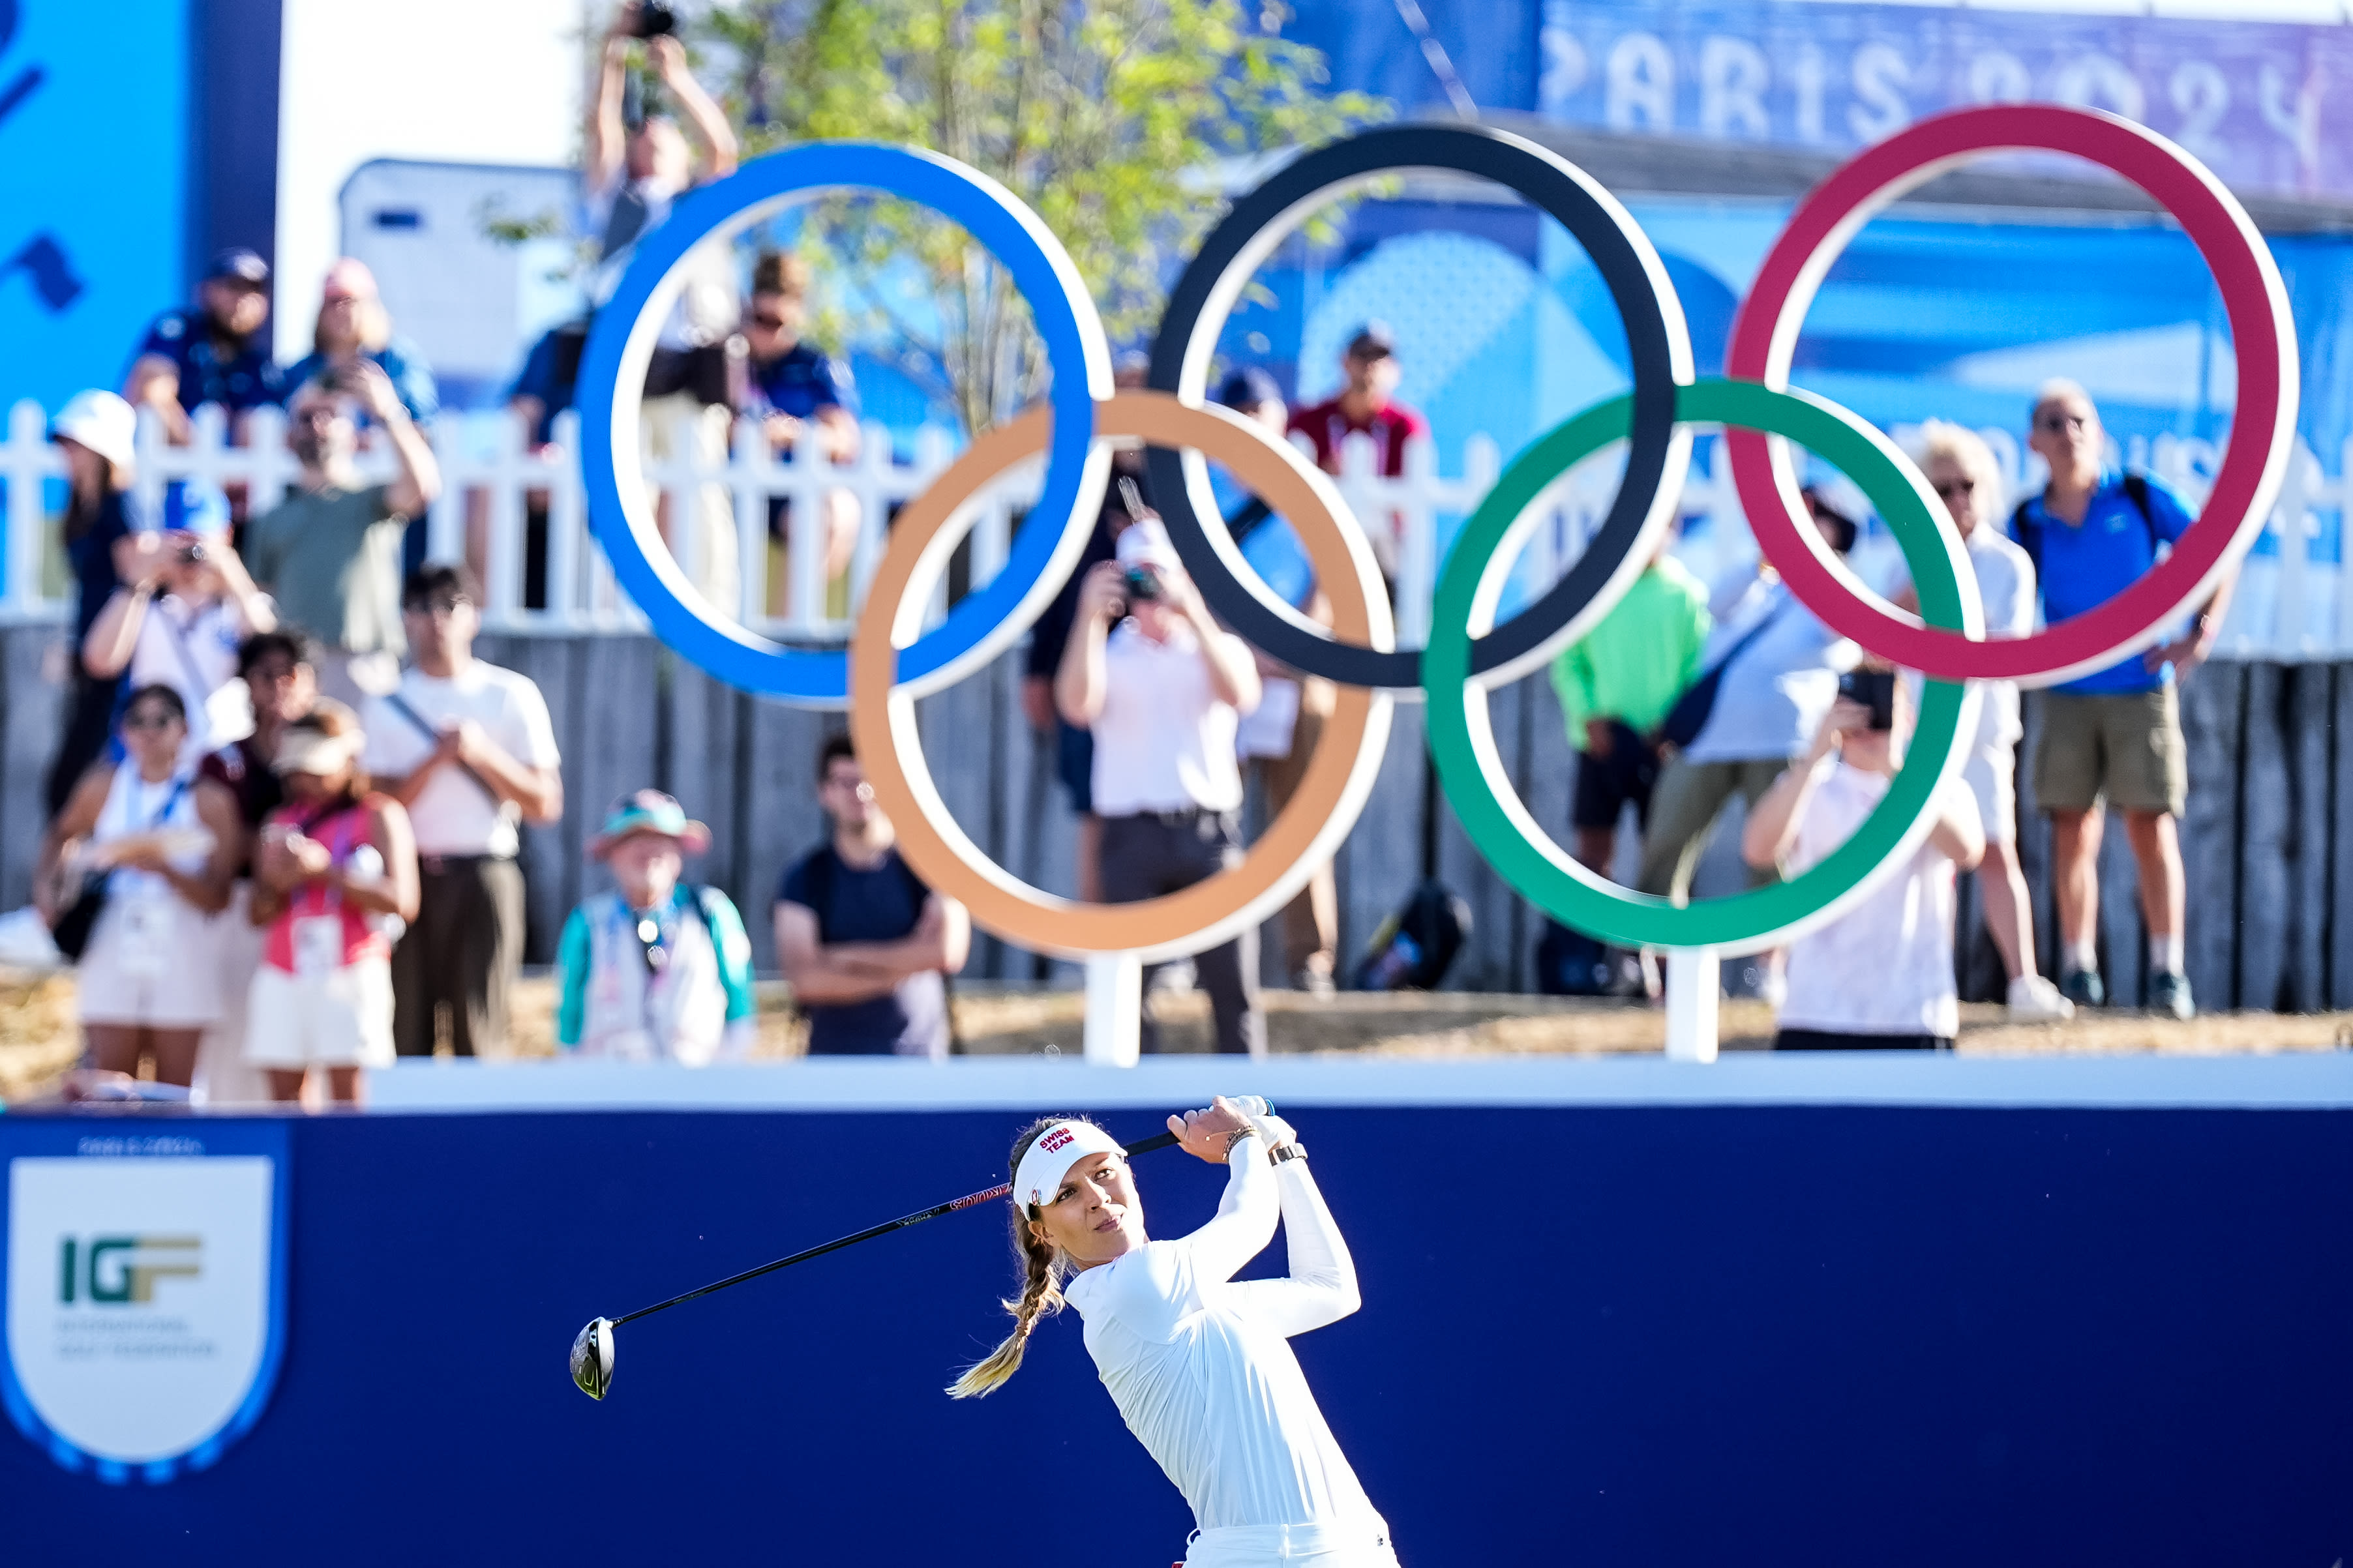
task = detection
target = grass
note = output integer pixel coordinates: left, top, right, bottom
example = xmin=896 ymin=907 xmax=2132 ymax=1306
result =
xmin=3 ymin=968 xmax=2346 ymax=1098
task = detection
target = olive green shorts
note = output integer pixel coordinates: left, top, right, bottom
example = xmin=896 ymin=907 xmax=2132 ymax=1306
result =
xmin=2030 ymin=687 xmax=2187 ymax=816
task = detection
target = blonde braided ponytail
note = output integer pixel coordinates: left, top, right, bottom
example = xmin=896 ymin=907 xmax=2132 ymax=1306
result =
xmin=946 ymin=1117 xmax=1083 ymax=1399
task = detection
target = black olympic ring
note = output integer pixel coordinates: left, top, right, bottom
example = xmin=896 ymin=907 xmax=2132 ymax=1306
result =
xmin=1145 ymin=121 xmax=1696 ymax=691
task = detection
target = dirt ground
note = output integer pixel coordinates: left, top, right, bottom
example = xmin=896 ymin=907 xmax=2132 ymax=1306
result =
xmin=2 ymin=968 xmax=2346 ymax=1099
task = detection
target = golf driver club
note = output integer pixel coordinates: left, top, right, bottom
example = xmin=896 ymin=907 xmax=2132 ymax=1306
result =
xmin=571 ymin=1097 xmax=1275 ymax=1399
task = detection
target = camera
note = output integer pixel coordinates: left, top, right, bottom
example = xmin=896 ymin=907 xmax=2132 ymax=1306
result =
xmin=1836 ymin=669 xmax=1895 ymax=732
xmin=631 ymin=1 xmax=678 ymax=38
xmin=1122 ymin=565 xmax=1162 ymax=603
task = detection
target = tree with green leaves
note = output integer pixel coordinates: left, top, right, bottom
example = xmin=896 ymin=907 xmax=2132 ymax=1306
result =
xmin=698 ymin=0 xmax=1384 ymax=437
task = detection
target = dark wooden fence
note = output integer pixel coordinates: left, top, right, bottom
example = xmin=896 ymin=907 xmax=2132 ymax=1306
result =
xmin=0 ymin=620 xmax=2341 ymax=1013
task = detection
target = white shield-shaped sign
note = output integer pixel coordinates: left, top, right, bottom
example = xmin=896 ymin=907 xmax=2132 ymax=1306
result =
xmin=2 ymin=1121 xmax=288 ymax=1483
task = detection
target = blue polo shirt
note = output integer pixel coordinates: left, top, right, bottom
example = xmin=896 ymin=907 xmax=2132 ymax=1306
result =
xmin=747 ymin=342 xmax=856 ymax=421
xmin=130 ymin=308 xmax=286 ymax=413
xmin=286 ymin=338 xmax=441 ymax=423
xmin=2016 ymin=471 xmax=2195 ymax=696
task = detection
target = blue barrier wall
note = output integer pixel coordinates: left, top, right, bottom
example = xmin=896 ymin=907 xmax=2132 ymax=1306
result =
xmin=7 ymin=1102 xmax=2351 ymax=1565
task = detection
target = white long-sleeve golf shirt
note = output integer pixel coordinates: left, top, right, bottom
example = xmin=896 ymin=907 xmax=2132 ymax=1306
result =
xmin=1062 ymin=1137 xmax=1381 ymax=1533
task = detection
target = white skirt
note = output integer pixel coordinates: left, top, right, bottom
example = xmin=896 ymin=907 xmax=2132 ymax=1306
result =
xmin=245 ymin=957 xmax=395 ymax=1069
xmin=1186 ymin=1519 xmax=1400 ymax=1567
xmin=76 ymin=893 xmax=222 ymax=1029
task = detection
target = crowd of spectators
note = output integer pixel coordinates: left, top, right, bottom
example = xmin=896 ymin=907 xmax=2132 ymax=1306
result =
xmin=22 ymin=5 xmax=2232 ymax=1089
xmin=1544 ymin=381 xmax=2225 ymax=1041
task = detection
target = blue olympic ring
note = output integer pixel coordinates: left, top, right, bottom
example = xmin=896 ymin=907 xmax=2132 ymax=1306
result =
xmin=577 ymin=143 xmax=1113 ymax=705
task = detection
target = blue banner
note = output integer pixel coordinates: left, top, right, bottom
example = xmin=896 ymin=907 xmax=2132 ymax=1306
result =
xmin=1536 ymin=1 xmax=2353 ymax=204
xmin=0 ymin=1104 xmax=2345 ymax=1561
xmin=0 ymin=0 xmax=189 ymax=411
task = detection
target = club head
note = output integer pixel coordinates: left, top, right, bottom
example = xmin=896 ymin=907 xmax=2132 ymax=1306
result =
xmin=571 ymin=1317 xmax=616 ymax=1400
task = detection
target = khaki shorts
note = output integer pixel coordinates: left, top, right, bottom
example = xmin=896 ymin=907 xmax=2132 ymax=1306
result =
xmin=2031 ymin=687 xmax=2187 ymax=816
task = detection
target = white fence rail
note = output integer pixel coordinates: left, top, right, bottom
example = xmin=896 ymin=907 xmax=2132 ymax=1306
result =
xmin=3 ymin=398 xmax=2346 ymax=661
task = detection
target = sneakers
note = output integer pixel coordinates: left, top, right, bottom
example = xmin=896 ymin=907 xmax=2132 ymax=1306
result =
xmin=2149 ymin=969 xmax=2195 ymax=1021
xmin=1293 ymin=960 xmax=1338 ymax=1000
xmin=2006 ymin=973 xmax=2076 ymax=1023
xmin=2060 ymin=968 xmax=2106 ymax=1009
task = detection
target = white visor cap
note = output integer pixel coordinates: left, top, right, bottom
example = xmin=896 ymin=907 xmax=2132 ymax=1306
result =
xmin=1013 ymin=1120 xmax=1128 ymax=1212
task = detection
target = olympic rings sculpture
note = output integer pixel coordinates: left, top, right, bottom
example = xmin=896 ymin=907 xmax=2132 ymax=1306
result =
xmin=578 ymin=107 xmax=2296 ymax=962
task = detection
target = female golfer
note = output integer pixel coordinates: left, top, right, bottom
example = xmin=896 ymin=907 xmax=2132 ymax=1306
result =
xmin=950 ymin=1096 xmax=1396 ymax=1566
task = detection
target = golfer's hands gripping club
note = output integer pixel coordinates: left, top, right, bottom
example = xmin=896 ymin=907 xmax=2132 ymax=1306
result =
xmin=1168 ymin=1095 xmax=1292 ymax=1164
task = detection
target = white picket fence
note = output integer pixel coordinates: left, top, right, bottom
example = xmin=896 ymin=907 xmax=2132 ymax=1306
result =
xmin=3 ymin=397 xmax=2346 ymax=660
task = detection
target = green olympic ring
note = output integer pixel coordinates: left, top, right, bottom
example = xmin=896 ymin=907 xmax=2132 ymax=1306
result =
xmin=1423 ymin=377 xmax=1983 ymax=955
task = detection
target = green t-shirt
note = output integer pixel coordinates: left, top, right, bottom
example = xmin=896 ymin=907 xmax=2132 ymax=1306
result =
xmin=242 ymin=483 xmax=410 ymax=656
xmin=1550 ymin=556 xmax=1713 ymax=748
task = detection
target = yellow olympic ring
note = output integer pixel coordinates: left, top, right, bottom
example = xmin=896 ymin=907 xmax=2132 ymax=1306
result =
xmin=849 ymin=391 xmax=1394 ymax=962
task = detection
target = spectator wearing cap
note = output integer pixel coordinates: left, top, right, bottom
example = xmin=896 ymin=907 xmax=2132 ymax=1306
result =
xmin=2017 ymin=381 xmax=2227 ymax=1020
xmin=775 ymin=736 xmax=970 ymax=1058
xmin=194 ymin=632 xmax=340 ymax=1106
xmin=587 ymin=5 xmax=743 ymax=608
xmin=286 ymin=258 xmax=440 ymax=425
xmin=1058 ymin=517 xmax=1266 ymax=1056
xmin=1020 ymin=351 xmax=1155 ymax=903
xmin=245 ymin=706 xmax=418 ymax=1105
xmin=45 ymin=390 xmax=144 ymax=816
xmin=1218 ymin=366 xmax=1339 ymax=994
xmin=742 ymin=249 xmax=862 ymax=611
xmin=1636 ymin=491 xmax=1861 ymax=907
xmin=81 ymin=481 xmax=276 ymax=765
xmin=557 ymin=791 xmax=757 ymax=1063
xmin=1288 ymin=322 xmax=1429 ymax=582
xmin=1537 ymin=526 xmax=1711 ymax=993
xmin=362 ymin=564 xmax=563 ymax=1058
xmin=241 ymin=358 xmax=441 ymax=709
xmin=122 ymin=247 xmax=286 ymax=443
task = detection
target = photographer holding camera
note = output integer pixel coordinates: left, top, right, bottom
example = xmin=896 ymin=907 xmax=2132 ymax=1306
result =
xmin=1741 ymin=664 xmax=1984 ymax=1051
xmin=586 ymin=1 xmax=744 ymax=605
xmin=80 ymin=485 xmax=277 ymax=766
xmin=242 ymin=361 xmax=442 ymax=709
xmin=1055 ymin=516 xmax=1265 ymax=1056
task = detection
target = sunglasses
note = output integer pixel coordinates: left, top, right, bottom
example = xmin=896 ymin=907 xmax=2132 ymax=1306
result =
xmin=2035 ymin=412 xmax=2090 ymax=434
xmin=123 ymin=711 xmax=179 ymax=732
xmin=404 ymin=595 xmax=472 ymax=617
xmin=749 ymin=312 xmax=790 ymax=331
xmin=1931 ymin=479 xmax=1975 ymax=501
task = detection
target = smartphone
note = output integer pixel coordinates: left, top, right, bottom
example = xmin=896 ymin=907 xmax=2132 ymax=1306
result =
xmin=1837 ymin=669 xmax=1896 ymax=732
xmin=1122 ymin=565 xmax=1162 ymax=603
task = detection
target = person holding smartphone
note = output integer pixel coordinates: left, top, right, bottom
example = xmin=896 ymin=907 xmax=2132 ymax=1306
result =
xmin=1055 ymin=518 xmax=1265 ymax=1056
xmin=241 ymin=361 xmax=441 ymax=709
xmin=1740 ymin=664 xmax=1985 ymax=1050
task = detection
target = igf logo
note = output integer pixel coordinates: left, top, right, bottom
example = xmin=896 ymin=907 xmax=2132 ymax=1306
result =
xmin=57 ymin=1236 xmax=201 ymax=1304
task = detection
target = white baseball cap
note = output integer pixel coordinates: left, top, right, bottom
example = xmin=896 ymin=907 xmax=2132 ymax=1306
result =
xmin=50 ymin=389 xmax=136 ymax=475
xmin=1115 ymin=518 xmax=1182 ymax=574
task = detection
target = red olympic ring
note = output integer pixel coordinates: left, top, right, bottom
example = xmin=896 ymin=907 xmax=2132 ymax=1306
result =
xmin=1725 ymin=105 xmax=2300 ymax=686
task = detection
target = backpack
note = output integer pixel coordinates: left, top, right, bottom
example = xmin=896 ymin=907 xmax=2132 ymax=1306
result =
xmin=2009 ymin=471 xmax=2157 ymax=585
xmin=1351 ymin=878 xmax=1471 ymax=992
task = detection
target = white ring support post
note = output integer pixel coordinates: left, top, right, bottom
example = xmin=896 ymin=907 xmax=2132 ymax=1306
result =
xmin=1664 ymin=950 xmax=1720 ymax=1063
xmin=1083 ymin=954 xmax=1144 ymax=1067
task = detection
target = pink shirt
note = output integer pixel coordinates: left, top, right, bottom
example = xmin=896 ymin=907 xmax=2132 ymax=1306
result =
xmin=260 ymin=800 xmax=389 ymax=973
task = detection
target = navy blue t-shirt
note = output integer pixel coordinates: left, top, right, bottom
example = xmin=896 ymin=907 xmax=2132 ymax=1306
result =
xmin=747 ymin=342 xmax=856 ymax=422
xmin=67 ymin=490 xmax=133 ymax=642
xmin=777 ymin=844 xmax=946 ymax=1056
xmin=131 ymin=308 xmax=286 ymax=414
